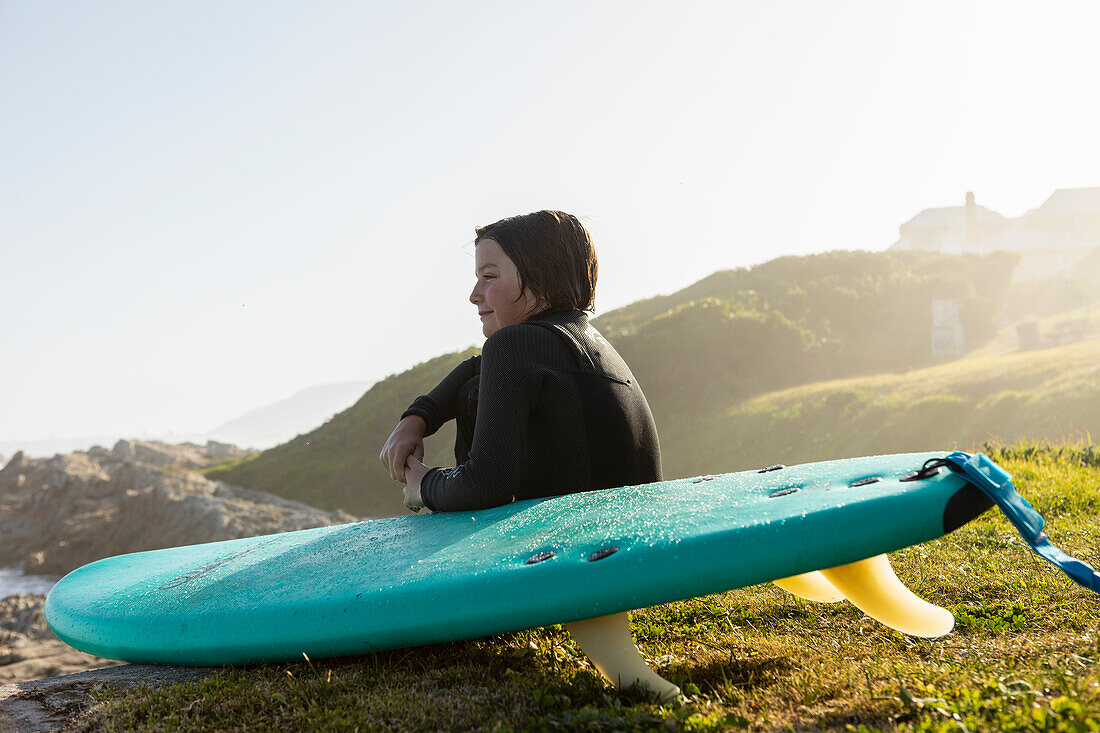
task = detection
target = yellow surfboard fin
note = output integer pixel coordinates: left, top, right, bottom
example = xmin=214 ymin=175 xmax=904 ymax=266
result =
xmin=819 ymin=553 xmax=954 ymax=638
xmin=774 ymin=570 xmax=845 ymax=603
xmin=565 ymin=612 xmax=681 ymax=702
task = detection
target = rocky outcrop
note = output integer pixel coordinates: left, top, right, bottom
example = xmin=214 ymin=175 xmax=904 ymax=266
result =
xmin=0 ymin=594 xmax=119 ymax=685
xmin=0 ymin=595 xmax=49 ymax=641
xmin=0 ymin=663 xmax=217 ymax=732
xmin=0 ymin=441 xmax=357 ymax=688
xmin=0 ymin=440 xmax=356 ymax=577
xmin=102 ymin=439 xmax=246 ymax=470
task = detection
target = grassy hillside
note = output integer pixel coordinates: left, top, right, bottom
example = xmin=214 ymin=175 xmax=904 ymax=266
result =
xmin=78 ymin=443 xmax=1100 ymax=731
xmin=602 ymin=249 xmax=1017 ymax=398
xmin=213 ymin=249 xmax=1053 ymax=517
xmin=1005 ymin=244 xmax=1100 ymax=320
xmin=659 ymin=336 xmax=1100 ymax=482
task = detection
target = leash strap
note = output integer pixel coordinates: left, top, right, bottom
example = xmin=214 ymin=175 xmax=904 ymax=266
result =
xmin=940 ymin=451 xmax=1100 ymax=594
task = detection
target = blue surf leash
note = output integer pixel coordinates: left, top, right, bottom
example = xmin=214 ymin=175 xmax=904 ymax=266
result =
xmin=928 ymin=451 xmax=1100 ymax=594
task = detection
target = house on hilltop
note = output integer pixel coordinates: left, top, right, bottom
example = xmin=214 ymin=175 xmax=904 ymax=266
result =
xmin=890 ymin=187 xmax=1100 ymax=280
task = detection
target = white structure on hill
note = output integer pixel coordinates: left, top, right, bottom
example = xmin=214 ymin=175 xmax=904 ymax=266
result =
xmin=890 ymin=187 xmax=1100 ymax=280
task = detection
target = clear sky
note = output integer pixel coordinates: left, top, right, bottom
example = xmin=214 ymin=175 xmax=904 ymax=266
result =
xmin=3 ymin=1 xmax=1099 ymax=442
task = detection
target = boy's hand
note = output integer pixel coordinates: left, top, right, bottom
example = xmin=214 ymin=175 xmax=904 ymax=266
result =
xmin=380 ymin=416 xmax=426 ymax=481
xmin=403 ymin=455 xmax=429 ymax=512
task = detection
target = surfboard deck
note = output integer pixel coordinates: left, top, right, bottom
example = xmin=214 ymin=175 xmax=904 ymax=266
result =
xmin=45 ymin=451 xmax=991 ymax=666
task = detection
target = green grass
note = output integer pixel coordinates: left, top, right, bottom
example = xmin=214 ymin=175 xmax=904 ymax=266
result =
xmin=655 ymin=338 xmax=1100 ymax=481
xmin=201 ymin=452 xmax=261 ymax=476
xmin=73 ymin=444 xmax=1100 ymax=731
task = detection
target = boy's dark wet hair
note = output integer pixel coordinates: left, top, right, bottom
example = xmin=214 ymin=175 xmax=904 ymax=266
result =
xmin=475 ymin=210 xmax=598 ymax=314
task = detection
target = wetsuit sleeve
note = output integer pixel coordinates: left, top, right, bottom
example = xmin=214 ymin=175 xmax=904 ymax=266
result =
xmin=400 ymin=355 xmax=480 ymax=437
xmin=419 ymin=326 xmax=547 ymax=511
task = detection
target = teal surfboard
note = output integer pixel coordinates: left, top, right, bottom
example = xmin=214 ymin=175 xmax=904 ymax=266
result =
xmin=46 ymin=451 xmax=995 ymax=674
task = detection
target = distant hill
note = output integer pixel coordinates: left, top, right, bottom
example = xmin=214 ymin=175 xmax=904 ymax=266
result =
xmin=202 ymin=381 xmax=372 ymax=450
xmin=0 ymin=381 xmax=373 ymax=462
xmin=212 ymin=249 xmax=1032 ymax=517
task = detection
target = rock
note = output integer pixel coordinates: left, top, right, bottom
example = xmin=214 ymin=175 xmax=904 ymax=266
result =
xmin=1 ymin=444 xmax=355 ymax=579
xmin=0 ymin=595 xmax=121 ymax=687
xmin=108 ymin=440 xmax=133 ymax=463
xmin=85 ymin=446 xmax=111 ymax=463
xmin=110 ymin=439 xmax=208 ymax=470
xmin=0 ymin=596 xmax=51 ymax=641
xmin=205 ymin=440 xmax=242 ymax=457
xmin=0 ymin=441 xmax=354 ymax=688
xmin=0 ymin=451 xmax=29 ymax=483
xmin=0 ymin=663 xmax=214 ymax=732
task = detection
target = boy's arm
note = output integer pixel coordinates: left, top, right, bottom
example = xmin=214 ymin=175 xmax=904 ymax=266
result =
xmin=418 ymin=326 xmax=547 ymax=511
xmin=401 ymin=354 xmax=480 ymax=437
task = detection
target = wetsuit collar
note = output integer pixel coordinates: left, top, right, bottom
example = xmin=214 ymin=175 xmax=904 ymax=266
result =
xmin=527 ymin=309 xmax=588 ymax=327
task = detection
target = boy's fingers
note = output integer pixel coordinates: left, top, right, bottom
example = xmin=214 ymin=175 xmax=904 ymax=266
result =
xmin=396 ymin=448 xmax=413 ymax=481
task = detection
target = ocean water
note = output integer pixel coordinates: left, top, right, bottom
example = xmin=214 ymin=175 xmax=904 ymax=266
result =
xmin=0 ymin=567 xmax=57 ymax=598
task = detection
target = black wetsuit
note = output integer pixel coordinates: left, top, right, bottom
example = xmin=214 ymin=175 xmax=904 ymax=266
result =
xmin=401 ymin=310 xmax=662 ymax=512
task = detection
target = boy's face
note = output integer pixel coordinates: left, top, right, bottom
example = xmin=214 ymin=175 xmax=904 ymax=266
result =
xmin=470 ymin=238 xmax=542 ymax=338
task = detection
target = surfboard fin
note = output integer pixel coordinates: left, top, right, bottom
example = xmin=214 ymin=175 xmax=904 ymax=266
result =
xmin=773 ymin=570 xmax=845 ymax=603
xmin=564 ymin=612 xmax=681 ymax=702
xmin=819 ymin=553 xmax=954 ymax=638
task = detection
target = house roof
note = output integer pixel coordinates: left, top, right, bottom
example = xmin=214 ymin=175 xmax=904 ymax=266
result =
xmin=1031 ymin=187 xmax=1100 ymax=216
xmin=902 ymin=204 xmax=1005 ymax=229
